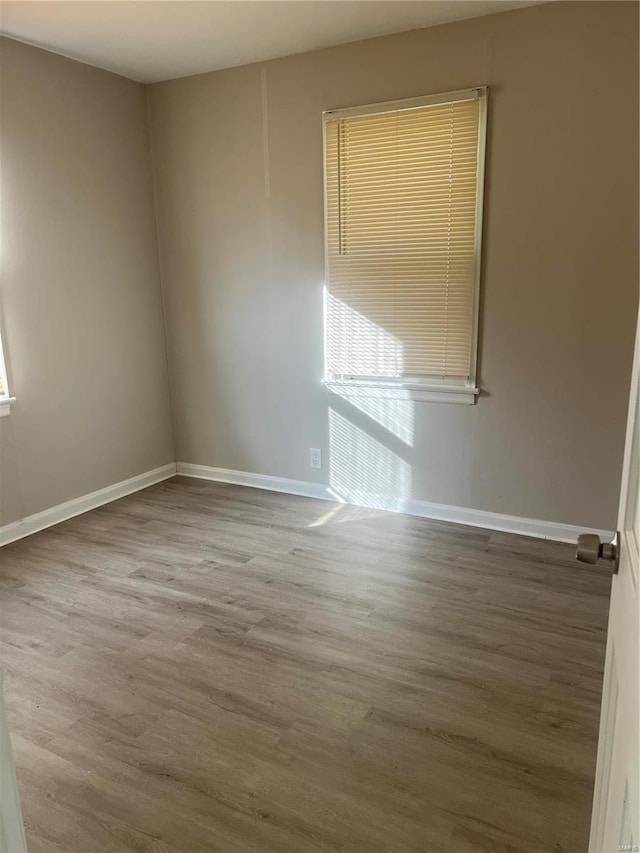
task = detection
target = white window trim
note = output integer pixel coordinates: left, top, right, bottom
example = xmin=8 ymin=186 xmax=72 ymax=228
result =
xmin=0 ymin=326 xmax=14 ymax=418
xmin=322 ymin=86 xmax=488 ymax=404
xmin=324 ymin=378 xmax=479 ymax=405
xmin=0 ymin=399 xmax=15 ymax=418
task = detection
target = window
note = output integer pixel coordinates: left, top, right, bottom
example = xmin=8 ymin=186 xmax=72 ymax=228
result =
xmin=0 ymin=325 xmax=14 ymax=417
xmin=323 ymin=88 xmax=487 ymax=404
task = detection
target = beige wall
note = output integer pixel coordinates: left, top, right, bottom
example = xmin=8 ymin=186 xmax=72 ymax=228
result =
xmin=148 ymin=0 xmax=638 ymax=531
xmin=0 ymin=38 xmax=174 ymax=526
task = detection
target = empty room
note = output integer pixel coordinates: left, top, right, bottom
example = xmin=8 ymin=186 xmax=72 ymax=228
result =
xmin=0 ymin=1 xmax=638 ymax=851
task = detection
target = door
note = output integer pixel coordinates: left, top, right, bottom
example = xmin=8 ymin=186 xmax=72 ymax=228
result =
xmin=588 ymin=306 xmax=640 ymax=852
xmin=0 ymin=674 xmax=27 ymax=853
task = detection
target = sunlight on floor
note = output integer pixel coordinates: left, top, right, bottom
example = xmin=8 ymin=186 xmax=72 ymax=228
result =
xmin=307 ymin=502 xmax=388 ymax=528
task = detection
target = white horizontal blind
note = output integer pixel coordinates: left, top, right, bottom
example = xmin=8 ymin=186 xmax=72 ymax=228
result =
xmin=324 ymin=91 xmax=484 ymax=383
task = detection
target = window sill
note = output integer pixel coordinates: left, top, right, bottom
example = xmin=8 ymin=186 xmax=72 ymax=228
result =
xmin=324 ymin=380 xmax=479 ymax=405
xmin=0 ymin=397 xmax=16 ymax=418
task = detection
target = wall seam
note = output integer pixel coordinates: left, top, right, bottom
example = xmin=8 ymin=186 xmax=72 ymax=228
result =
xmin=143 ymin=83 xmax=178 ymax=463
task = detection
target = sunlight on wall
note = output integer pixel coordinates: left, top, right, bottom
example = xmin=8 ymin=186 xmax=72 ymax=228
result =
xmin=329 ymin=389 xmax=414 ymax=447
xmin=318 ymin=288 xmax=415 ymax=524
xmin=328 ymin=408 xmax=411 ymax=510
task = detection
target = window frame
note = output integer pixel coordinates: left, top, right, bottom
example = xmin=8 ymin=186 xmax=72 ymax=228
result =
xmin=0 ymin=324 xmax=14 ymax=418
xmin=322 ymin=87 xmax=488 ymax=405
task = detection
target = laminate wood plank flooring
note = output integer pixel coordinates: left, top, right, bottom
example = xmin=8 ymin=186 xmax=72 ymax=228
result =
xmin=0 ymin=477 xmax=611 ymax=852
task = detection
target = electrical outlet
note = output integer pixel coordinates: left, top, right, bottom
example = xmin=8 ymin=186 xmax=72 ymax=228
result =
xmin=309 ymin=448 xmax=322 ymax=470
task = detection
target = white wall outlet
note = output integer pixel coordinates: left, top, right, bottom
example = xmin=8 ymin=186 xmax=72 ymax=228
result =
xmin=309 ymin=448 xmax=323 ymax=470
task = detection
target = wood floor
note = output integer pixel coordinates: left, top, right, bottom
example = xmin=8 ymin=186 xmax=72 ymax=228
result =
xmin=0 ymin=477 xmax=611 ymax=853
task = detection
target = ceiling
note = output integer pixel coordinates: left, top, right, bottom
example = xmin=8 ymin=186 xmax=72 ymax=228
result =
xmin=0 ymin=0 xmax=548 ymax=84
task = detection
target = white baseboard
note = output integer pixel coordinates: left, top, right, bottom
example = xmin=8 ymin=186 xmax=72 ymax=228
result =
xmin=0 ymin=463 xmax=177 ymax=547
xmin=0 ymin=459 xmax=612 ymax=549
xmin=177 ymin=462 xmax=331 ymax=501
xmin=176 ymin=462 xmax=613 ymax=545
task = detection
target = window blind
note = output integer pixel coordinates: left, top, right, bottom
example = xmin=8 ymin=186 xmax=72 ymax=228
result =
xmin=324 ymin=91 xmax=485 ymax=384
